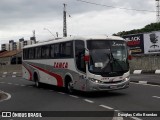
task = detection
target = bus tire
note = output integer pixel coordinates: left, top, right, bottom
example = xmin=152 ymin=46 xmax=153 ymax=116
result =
xmin=65 ymin=76 xmax=74 ymax=94
xmin=34 ymin=73 xmax=41 ymax=88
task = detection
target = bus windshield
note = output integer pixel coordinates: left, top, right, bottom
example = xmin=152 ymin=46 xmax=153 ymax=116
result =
xmin=87 ymin=40 xmax=129 ymax=77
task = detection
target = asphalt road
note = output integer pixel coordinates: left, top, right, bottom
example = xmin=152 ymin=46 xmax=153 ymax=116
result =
xmin=0 ymin=75 xmax=160 ymax=120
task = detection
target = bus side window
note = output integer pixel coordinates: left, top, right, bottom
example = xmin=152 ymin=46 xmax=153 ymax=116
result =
xmin=28 ymin=48 xmax=35 ymax=59
xmin=35 ymin=47 xmax=41 ymax=59
xmin=23 ymin=49 xmax=29 ymax=60
xmin=41 ymin=45 xmax=50 ymax=59
xmin=50 ymin=44 xmax=55 ymax=58
xmin=60 ymin=42 xmax=73 ymax=58
xmin=54 ymin=44 xmax=60 ymax=58
xmin=75 ymin=40 xmax=86 ymax=72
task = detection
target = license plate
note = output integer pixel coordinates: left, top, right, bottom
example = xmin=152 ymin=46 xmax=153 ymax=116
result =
xmin=110 ymin=85 xmax=118 ymax=89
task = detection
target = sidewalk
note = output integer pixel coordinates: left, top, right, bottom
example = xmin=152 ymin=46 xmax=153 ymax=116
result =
xmin=0 ymin=65 xmax=22 ymax=73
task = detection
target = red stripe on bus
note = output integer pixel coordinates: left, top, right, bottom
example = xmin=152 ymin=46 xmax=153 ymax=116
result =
xmin=30 ymin=64 xmax=63 ymax=87
xmin=22 ymin=63 xmax=32 ymax=80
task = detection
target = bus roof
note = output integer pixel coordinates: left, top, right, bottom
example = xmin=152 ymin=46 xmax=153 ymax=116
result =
xmin=23 ymin=35 xmax=124 ymax=49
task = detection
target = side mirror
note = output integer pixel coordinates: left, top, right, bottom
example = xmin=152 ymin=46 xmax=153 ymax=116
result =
xmin=128 ymin=50 xmax=132 ymax=60
xmin=84 ymin=49 xmax=90 ymax=62
xmin=84 ymin=55 xmax=90 ymax=62
xmin=128 ymin=55 xmax=132 ymax=60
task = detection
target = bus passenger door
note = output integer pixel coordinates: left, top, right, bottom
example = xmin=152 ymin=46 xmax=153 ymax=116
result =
xmin=75 ymin=40 xmax=87 ymax=90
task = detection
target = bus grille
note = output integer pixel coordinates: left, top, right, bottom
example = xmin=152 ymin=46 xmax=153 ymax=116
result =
xmin=103 ymin=80 xmax=122 ymax=84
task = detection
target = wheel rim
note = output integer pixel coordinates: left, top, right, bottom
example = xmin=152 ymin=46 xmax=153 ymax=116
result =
xmin=35 ymin=80 xmax=39 ymax=87
xmin=67 ymin=81 xmax=73 ymax=93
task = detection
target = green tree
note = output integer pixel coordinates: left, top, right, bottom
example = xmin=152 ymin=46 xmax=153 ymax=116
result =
xmin=114 ymin=22 xmax=160 ymax=36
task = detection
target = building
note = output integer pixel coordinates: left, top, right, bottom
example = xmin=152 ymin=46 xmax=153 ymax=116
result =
xmin=0 ymin=37 xmax=36 ymax=65
xmin=1 ymin=37 xmax=36 ymax=51
xmin=1 ymin=44 xmax=9 ymax=51
xmin=0 ymin=50 xmax=22 ymax=65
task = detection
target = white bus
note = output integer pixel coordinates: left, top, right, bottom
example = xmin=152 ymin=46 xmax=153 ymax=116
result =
xmin=22 ymin=35 xmax=130 ymax=93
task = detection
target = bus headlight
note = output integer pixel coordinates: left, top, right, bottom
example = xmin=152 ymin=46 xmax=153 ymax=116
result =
xmin=124 ymin=77 xmax=130 ymax=81
xmin=89 ymin=78 xmax=103 ymax=84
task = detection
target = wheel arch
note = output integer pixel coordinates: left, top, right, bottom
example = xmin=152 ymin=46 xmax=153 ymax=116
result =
xmin=64 ymin=73 xmax=73 ymax=87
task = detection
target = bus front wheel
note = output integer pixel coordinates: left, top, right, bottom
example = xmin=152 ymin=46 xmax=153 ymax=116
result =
xmin=65 ymin=77 xmax=74 ymax=94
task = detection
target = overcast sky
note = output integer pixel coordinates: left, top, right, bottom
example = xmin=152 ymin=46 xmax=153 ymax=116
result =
xmin=0 ymin=0 xmax=156 ymax=48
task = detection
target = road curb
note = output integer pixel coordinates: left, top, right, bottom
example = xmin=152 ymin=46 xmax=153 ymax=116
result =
xmin=132 ymin=70 xmax=160 ymax=74
xmin=131 ymin=80 xmax=160 ymax=86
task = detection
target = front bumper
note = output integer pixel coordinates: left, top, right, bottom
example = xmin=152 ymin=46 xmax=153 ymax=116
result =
xmin=86 ymin=79 xmax=130 ymax=91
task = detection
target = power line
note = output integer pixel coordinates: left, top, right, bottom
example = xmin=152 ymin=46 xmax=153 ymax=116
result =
xmin=156 ymin=0 xmax=160 ymax=22
xmin=76 ymin=0 xmax=156 ymax=13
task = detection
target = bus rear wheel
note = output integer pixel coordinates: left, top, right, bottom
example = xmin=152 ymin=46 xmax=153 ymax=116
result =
xmin=34 ymin=73 xmax=41 ymax=88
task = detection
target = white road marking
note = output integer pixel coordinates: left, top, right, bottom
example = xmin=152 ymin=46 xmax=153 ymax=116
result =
xmin=133 ymin=70 xmax=142 ymax=74
xmin=114 ymin=110 xmax=120 ymax=112
xmin=58 ymin=92 xmax=65 ymax=95
xmin=99 ymin=104 xmax=113 ymax=110
xmin=7 ymin=83 xmax=13 ymax=85
xmin=3 ymin=72 xmax=7 ymax=74
xmin=13 ymin=72 xmax=17 ymax=74
xmin=131 ymin=116 xmax=143 ymax=120
xmin=69 ymin=95 xmax=79 ymax=98
xmin=152 ymin=96 xmax=160 ymax=99
xmin=20 ymin=85 xmax=26 ymax=87
xmin=84 ymin=99 xmax=94 ymax=103
xmin=112 ymin=117 xmax=124 ymax=120
xmin=0 ymin=90 xmax=11 ymax=102
xmin=139 ymin=81 xmax=147 ymax=84
xmin=12 ymin=75 xmax=16 ymax=78
xmin=155 ymin=69 xmax=160 ymax=74
xmin=131 ymin=82 xmax=160 ymax=87
xmin=14 ymin=84 xmax=20 ymax=86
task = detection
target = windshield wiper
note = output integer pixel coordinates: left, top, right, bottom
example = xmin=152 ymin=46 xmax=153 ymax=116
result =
xmin=110 ymin=52 xmax=125 ymax=71
xmin=102 ymin=52 xmax=125 ymax=72
xmin=101 ymin=53 xmax=112 ymax=70
xmin=101 ymin=53 xmax=110 ymax=70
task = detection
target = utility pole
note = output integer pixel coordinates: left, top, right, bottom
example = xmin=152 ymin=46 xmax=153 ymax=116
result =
xmin=63 ymin=3 xmax=67 ymax=37
xmin=56 ymin=32 xmax=59 ymax=38
xmin=156 ymin=0 xmax=160 ymax=23
xmin=33 ymin=30 xmax=35 ymax=38
xmin=32 ymin=30 xmax=36 ymax=43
